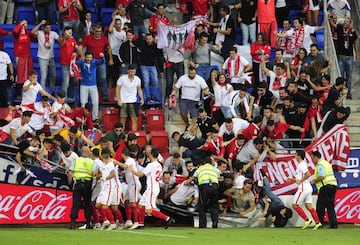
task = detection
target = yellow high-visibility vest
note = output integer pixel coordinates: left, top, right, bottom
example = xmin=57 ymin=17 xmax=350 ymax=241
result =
xmin=196 ymin=163 xmax=218 ymax=185
xmin=314 ymin=159 xmax=337 ymax=191
xmin=73 ymin=157 xmax=93 ymax=181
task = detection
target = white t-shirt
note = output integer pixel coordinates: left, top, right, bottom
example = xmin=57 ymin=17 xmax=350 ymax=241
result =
xmin=124 ymin=157 xmax=140 ymax=185
xmin=117 ymin=75 xmax=141 ymax=103
xmin=108 ymin=29 xmax=126 ymax=56
xmin=37 ymin=31 xmax=59 ymax=59
xmin=268 ymin=71 xmax=287 ymax=99
xmin=219 ymin=118 xmax=249 ymax=138
xmin=114 ymin=14 xmax=130 ymax=29
xmin=170 ymin=182 xmax=198 ymax=205
xmin=286 ymin=25 xmax=316 ymax=54
xmin=175 ymin=74 xmax=208 ymax=101
xmin=60 ymin=151 xmax=79 ymax=169
xmin=100 ymin=161 xmax=118 ymax=188
xmin=213 ymin=83 xmax=233 ymax=107
xmin=0 ymin=117 xmax=33 ymax=138
xmin=143 ymin=160 xmax=162 ymax=192
xmin=28 ymin=101 xmax=52 ymax=130
xmin=222 ymin=55 xmax=250 ymax=84
xmin=21 ymin=80 xmax=43 ymax=105
xmin=0 ymin=51 xmax=12 ymax=80
xmin=295 ymin=160 xmax=313 ymax=192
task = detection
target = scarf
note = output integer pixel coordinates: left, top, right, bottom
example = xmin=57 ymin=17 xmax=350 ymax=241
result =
xmin=227 ymin=55 xmax=241 ymax=77
xmin=289 ymin=26 xmax=305 ymax=54
xmin=215 ymin=15 xmax=229 ymax=45
xmin=69 ymin=54 xmax=81 ymax=80
xmin=272 ymin=76 xmax=282 ymax=90
xmin=279 ymin=29 xmax=291 ymax=52
xmin=44 ymin=31 xmax=50 ymax=49
xmin=57 ymin=107 xmax=75 ymax=128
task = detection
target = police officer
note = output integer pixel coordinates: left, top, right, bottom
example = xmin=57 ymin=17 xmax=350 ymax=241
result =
xmin=192 ymin=156 xmax=220 ymax=228
xmin=310 ymin=151 xmax=338 ymax=229
xmin=68 ymin=146 xmax=96 ymax=229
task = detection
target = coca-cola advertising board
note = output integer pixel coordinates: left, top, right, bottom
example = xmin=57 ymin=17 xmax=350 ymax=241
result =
xmin=0 ymin=183 xmax=85 ymax=224
xmin=332 ymin=187 xmax=360 ymax=223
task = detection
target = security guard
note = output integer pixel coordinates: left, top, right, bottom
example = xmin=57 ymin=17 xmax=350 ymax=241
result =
xmin=192 ymin=156 xmax=220 ymax=228
xmin=68 ymin=146 xmax=96 ymax=229
xmin=311 ymin=151 xmax=338 ymax=228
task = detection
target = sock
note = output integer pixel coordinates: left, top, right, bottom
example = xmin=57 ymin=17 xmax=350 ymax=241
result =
xmin=309 ymin=208 xmax=320 ymax=224
xmin=104 ymin=208 xmax=115 ymax=224
xmin=125 ymin=205 xmax=132 ymax=222
xmin=113 ymin=209 xmax=124 ymax=224
xmin=139 ymin=207 xmax=145 ymax=225
xmin=295 ymin=206 xmax=309 ymax=221
xmin=151 ymin=209 xmax=169 ymax=221
xmin=98 ymin=208 xmax=107 ymax=222
xmin=132 ymin=205 xmax=139 ymax=223
xmin=91 ymin=205 xmax=99 ymax=223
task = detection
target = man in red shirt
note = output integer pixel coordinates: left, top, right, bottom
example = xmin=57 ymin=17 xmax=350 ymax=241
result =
xmin=241 ymin=116 xmax=262 ymax=142
xmin=201 ymin=129 xmax=225 ymax=159
xmin=59 ymin=26 xmax=81 ymax=100
xmin=149 ymin=4 xmax=170 ymax=38
xmin=191 ymin=0 xmax=212 ymax=32
xmin=80 ymin=24 xmax=114 ymax=101
xmin=69 ymin=103 xmax=94 ymax=130
xmin=225 ymin=134 xmax=245 ymax=171
xmin=12 ymin=20 xmax=37 ymax=99
xmin=58 ymin=0 xmax=83 ymax=35
xmin=257 ymin=0 xmax=278 ymax=48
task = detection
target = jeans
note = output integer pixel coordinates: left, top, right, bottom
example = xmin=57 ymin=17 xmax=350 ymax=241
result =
xmin=97 ymin=63 xmax=108 ymax=100
xmin=61 ymin=64 xmax=78 ymax=100
xmin=140 ymin=65 xmax=158 ymax=99
xmin=263 ymin=178 xmax=284 ymax=215
xmin=80 ymin=85 xmax=99 ymax=119
xmin=0 ymin=0 xmax=14 ymax=24
xmin=196 ymin=64 xmax=211 ymax=81
xmin=241 ymin=22 xmax=256 ymax=45
xmin=133 ymin=25 xmax=147 ymax=41
xmin=39 ymin=57 xmax=56 ymax=91
xmin=338 ymin=56 xmax=354 ymax=96
xmin=37 ymin=2 xmax=57 ymax=24
xmin=165 ymin=61 xmax=184 ymax=97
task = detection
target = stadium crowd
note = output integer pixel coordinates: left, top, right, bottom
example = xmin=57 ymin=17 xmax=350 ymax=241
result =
xmin=0 ymin=0 xmax=357 ymax=229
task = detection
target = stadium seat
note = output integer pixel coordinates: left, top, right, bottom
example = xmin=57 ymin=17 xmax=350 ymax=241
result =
xmin=56 ymin=67 xmax=63 ymax=86
xmin=128 ymin=130 xmax=147 ymax=148
xmin=318 ymin=11 xmax=324 ymax=25
xmin=125 ymin=109 xmax=144 ymax=131
xmin=84 ymin=0 xmax=95 ymax=8
xmin=87 ymin=6 xmax=99 ymax=23
xmin=315 ymin=29 xmax=324 ymax=50
xmin=101 ymin=107 xmax=119 ymax=132
xmin=100 ymin=8 xmax=114 ymax=27
xmin=15 ymin=0 xmax=33 ymax=3
xmin=145 ymin=109 xmax=165 ymax=131
xmin=16 ymin=5 xmax=37 ymax=24
xmin=99 ymin=87 xmax=117 ymax=105
xmin=150 ymin=130 xmax=169 ymax=154
xmin=0 ymin=24 xmax=16 ymax=32
xmin=236 ymin=27 xmax=242 ymax=45
xmin=30 ymin=42 xmax=38 ymax=63
xmin=143 ymin=87 xmax=162 ymax=107
xmin=98 ymin=0 xmax=107 ymax=8
xmin=3 ymin=41 xmax=15 ymax=64
xmin=289 ymin=10 xmax=302 ymax=24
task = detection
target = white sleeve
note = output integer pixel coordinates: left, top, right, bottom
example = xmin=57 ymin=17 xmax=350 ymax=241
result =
xmin=306 ymin=25 xmax=316 ymax=34
xmin=240 ymin=56 xmax=249 ymax=66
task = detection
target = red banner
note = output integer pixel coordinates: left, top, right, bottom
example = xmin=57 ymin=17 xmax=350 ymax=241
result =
xmin=254 ymin=124 xmax=350 ymax=195
xmin=0 ymin=183 xmax=85 ymax=224
xmin=333 ymin=187 xmax=360 ymax=223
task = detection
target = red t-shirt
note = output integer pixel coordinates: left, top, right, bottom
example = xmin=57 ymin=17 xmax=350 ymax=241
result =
xmin=81 ymin=35 xmax=110 ymax=59
xmin=115 ymin=0 xmax=131 ymax=7
xmin=250 ymin=43 xmax=271 ymax=62
xmin=226 ymin=140 xmax=243 ymax=161
xmin=192 ymin=0 xmax=210 ymax=16
xmin=59 ymin=37 xmax=77 ymax=65
xmin=58 ymin=0 xmax=82 ymax=21
xmin=12 ymin=24 xmax=36 ymax=57
xmin=257 ymin=0 xmax=276 ymax=23
xmin=242 ymin=123 xmax=259 ymax=142
xmin=149 ymin=14 xmax=170 ymax=36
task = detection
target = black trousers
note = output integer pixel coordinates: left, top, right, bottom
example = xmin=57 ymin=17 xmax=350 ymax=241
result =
xmin=70 ymin=180 xmax=92 ymax=222
xmin=198 ymin=183 xmax=219 ymax=228
xmin=316 ymin=185 xmax=338 ymax=227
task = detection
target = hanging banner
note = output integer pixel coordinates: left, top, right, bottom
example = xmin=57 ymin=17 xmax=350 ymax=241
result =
xmin=253 ymin=124 xmax=350 ymax=195
xmin=157 ymin=20 xmax=196 ymax=50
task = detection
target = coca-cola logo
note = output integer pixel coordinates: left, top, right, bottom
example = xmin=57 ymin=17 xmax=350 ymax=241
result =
xmin=335 ymin=190 xmax=360 ymax=221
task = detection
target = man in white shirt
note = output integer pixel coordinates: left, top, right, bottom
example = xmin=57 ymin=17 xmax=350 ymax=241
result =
xmin=221 ymin=46 xmax=252 ymax=89
xmin=21 ymin=70 xmax=56 ymax=110
xmin=0 ymin=49 xmax=14 ymax=107
xmin=31 ymin=20 xmax=59 ymax=91
xmin=0 ymin=110 xmax=34 ymax=145
xmin=28 ymin=95 xmax=53 ymax=131
xmin=169 ymin=66 xmax=209 ymax=126
xmin=116 ymin=65 xmax=144 ymax=131
xmin=287 ymin=150 xmax=322 ymax=230
xmin=108 ymin=16 xmax=126 ymax=84
xmin=112 ymin=5 xmax=130 ymax=29
xmin=218 ymin=117 xmax=249 ymax=145
xmin=221 ymin=85 xmax=254 ymax=120
xmin=60 ymin=143 xmax=79 ymax=169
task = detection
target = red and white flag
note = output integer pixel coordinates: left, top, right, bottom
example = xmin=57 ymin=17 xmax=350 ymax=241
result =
xmin=157 ymin=20 xmax=196 ymax=51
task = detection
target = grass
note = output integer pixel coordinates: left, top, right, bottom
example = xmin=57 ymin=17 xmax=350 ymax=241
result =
xmin=0 ymin=226 xmax=359 ymax=245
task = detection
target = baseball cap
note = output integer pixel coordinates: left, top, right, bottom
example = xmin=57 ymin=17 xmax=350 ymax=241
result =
xmin=128 ymin=133 xmax=138 ymax=141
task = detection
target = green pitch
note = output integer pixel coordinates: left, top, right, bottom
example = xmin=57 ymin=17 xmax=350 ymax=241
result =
xmin=0 ymin=226 xmax=359 ymax=245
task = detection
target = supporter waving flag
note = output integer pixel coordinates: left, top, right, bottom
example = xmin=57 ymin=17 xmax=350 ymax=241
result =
xmin=157 ymin=20 xmax=196 ymax=51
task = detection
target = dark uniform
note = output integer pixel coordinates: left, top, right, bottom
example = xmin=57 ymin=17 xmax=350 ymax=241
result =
xmin=68 ymin=156 xmax=95 ymax=229
xmin=194 ymin=161 xmax=220 ymax=228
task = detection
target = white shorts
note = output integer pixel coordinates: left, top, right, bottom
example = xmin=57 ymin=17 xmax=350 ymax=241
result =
xmin=125 ymin=183 xmax=140 ymax=202
xmin=293 ymin=188 xmax=313 ymax=205
xmin=309 ymin=0 xmax=320 ymax=11
xmin=139 ymin=189 xmax=159 ymax=209
xmin=97 ymin=186 xmax=122 ymax=206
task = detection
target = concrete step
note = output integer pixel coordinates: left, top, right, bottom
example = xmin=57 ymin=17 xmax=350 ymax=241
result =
xmin=345 ymin=99 xmax=360 ymax=112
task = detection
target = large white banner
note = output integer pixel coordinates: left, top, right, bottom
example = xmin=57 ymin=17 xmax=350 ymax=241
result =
xmin=157 ymin=20 xmax=196 ymax=50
